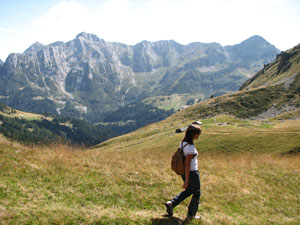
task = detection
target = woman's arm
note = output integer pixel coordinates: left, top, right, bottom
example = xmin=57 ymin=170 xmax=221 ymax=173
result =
xmin=182 ymin=154 xmax=193 ymax=189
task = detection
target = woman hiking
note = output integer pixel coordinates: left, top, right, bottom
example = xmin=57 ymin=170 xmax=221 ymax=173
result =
xmin=165 ymin=124 xmax=202 ymax=224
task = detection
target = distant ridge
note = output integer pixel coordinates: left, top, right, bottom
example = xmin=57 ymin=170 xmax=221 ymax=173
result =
xmin=241 ymin=43 xmax=300 ymax=90
xmin=178 ymin=43 xmax=300 ymax=120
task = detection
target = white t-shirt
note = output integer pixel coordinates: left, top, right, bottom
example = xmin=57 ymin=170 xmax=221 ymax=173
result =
xmin=180 ymin=141 xmax=198 ymax=171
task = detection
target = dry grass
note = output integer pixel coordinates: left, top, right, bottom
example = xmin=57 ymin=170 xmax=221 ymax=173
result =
xmin=1 ymin=115 xmax=300 ymax=224
xmin=0 ymin=109 xmax=52 ymax=121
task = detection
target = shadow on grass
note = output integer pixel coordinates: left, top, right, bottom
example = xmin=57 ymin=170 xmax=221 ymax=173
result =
xmin=151 ymin=215 xmax=182 ymax=225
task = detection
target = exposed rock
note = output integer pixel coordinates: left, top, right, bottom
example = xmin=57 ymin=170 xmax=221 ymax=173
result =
xmin=241 ymin=43 xmax=300 ymax=90
xmin=24 ymin=42 xmax=45 ymax=55
xmin=273 ymin=73 xmax=297 ymax=90
xmin=0 ymin=33 xmax=280 ymax=122
xmin=252 ymin=105 xmax=297 ymax=120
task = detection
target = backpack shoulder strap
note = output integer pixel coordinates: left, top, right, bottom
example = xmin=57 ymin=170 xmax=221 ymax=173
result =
xmin=183 ymin=143 xmax=189 ymax=149
xmin=181 ymin=141 xmax=189 ymax=149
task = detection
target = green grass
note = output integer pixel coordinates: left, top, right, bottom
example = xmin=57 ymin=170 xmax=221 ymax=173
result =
xmin=241 ymin=44 xmax=300 ymax=90
xmin=1 ymin=115 xmax=300 ymax=224
xmin=143 ymin=94 xmax=204 ymax=111
xmin=0 ymin=109 xmax=52 ymax=121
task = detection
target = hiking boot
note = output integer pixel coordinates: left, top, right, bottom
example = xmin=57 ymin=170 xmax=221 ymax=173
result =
xmin=165 ymin=201 xmax=173 ymax=216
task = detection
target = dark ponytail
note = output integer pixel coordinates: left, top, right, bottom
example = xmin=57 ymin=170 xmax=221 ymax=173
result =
xmin=183 ymin=124 xmax=202 ymax=144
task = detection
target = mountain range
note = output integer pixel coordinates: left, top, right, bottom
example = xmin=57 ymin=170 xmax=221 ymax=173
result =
xmin=1 ymin=42 xmax=299 ymax=225
xmin=179 ymin=43 xmax=300 ymax=120
xmin=0 ymin=32 xmax=280 ymax=123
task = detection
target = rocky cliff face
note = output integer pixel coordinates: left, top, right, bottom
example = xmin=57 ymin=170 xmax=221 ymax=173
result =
xmin=0 ymin=32 xmax=280 ymax=122
xmin=240 ymin=43 xmax=300 ymax=90
xmin=183 ymin=43 xmax=300 ymax=121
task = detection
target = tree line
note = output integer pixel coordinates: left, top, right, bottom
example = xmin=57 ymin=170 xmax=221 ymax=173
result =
xmin=0 ymin=113 xmax=115 ymax=147
xmin=102 ymin=102 xmax=175 ymax=134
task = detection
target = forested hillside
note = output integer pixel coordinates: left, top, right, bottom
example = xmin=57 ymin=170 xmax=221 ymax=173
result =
xmin=101 ymin=102 xmax=174 ymax=134
xmin=0 ymin=104 xmax=115 ymax=146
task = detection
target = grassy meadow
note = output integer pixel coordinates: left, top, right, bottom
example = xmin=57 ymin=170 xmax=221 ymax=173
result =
xmin=0 ymin=108 xmax=53 ymax=121
xmin=142 ymin=94 xmax=205 ymax=111
xmin=0 ymin=115 xmax=300 ymax=224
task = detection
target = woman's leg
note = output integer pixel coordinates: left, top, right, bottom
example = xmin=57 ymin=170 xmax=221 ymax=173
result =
xmin=187 ymin=171 xmax=201 ymax=217
xmin=170 ymin=173 xmax=192 ymax=208
xmin=171 ymin=186 xmax=193 ymax=208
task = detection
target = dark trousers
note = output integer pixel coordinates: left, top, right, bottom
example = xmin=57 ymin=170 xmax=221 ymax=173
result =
xmin=171 ymin=170 xmax=201 ymax=217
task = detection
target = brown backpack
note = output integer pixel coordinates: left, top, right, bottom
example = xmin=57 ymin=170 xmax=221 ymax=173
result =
xmin=171 ymin=141 xmax=189 ymax=175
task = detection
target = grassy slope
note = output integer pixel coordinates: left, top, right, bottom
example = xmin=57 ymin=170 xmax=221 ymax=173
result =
xmin=1 ymin=114 xmax=300 ymax=224
xmin=179 ymin=81 xmax=300 ymax=120
xmin=142 ymin=94 xmax=205 ymax=111
xmin=173 ymin=44 xmax=300 ymax=122
xmin=240 ymin=44 xmax=300 ymax=90
xmin=0 ymin=106 xmax=52 ymax=121
xmin=143 ymin=43 xmax=300 ymax=118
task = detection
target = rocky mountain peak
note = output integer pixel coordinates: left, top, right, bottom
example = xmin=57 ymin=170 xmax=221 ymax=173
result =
xmin=76 ymin=32 xmax=103 ymax=43
xmin=0 ymin=58 xmax=3 ymax=65
xmin=0 ymin=32 xmax=281 ymax=123
xmin=241 ymin=35 xmax=269 ymax=45
xmin=73 ymin=32 xmax=107 ymax=54
xmin=4 ymin=53 xmax=22 ymax=72
xmin=135 ymin=40 xmax=153 ymax=49
xmin=227 ymin=35 xmax=277 ymax=51
xmin=153 ymin=40 xmax=182 ymax=51
xmin=24 ymin=42 xmax=45 ymax=54
xmin=49 ymin=41 xmax=65 ymax=47
xmin=224 ymin=35 xmax=280 ymax=69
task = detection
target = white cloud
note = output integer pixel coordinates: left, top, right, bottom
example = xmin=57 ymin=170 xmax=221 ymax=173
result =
xmin=19 ymin=0 xmax=300 ymax=49
xmin=0 ymin=0 xmax=299 ymax=60
xmin=31 ymin=0 xmax=90 ymax=43
xmin=0 ymin=0 xmax=92 ymax=60
xmin=102 ymin=0 xmax=130 ymax=11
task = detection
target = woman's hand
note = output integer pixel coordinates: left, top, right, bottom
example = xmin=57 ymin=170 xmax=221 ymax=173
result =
xmin=182 ymin=180 xmax=189 ymax=189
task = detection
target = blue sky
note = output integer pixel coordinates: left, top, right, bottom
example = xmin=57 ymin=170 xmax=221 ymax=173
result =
xmin=0 ymin=0 xmax=299 ymax=61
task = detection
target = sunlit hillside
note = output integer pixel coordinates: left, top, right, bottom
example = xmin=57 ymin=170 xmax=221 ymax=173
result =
xmin=1 ymin=113 xmax=300 ymax=224
xmin=0 ymin=103 xmax=115 ymax=147
xmin=241 ymin=43 xmax=300 ymax=90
